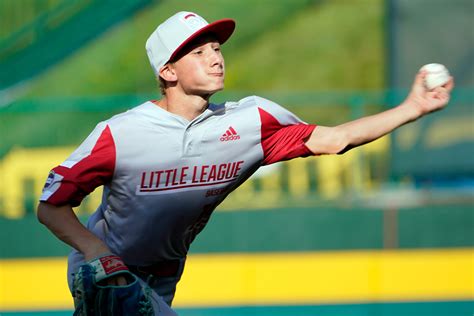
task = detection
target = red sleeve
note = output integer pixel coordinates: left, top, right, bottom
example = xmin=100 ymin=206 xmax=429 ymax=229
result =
xmin=46 ymin=125 xmax=116 ymax=206
xmin=259 ymin=108 xmax=316 ymax=165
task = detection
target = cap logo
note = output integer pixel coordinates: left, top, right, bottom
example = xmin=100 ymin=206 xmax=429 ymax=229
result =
xmin=181 ymin=13 xmax=206 ymax=31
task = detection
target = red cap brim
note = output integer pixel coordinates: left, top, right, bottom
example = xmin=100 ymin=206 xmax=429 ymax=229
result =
xmin=169 ymin=18 xmax=235 ymax=62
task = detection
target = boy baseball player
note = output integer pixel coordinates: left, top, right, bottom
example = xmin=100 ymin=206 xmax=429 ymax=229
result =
xmin=37 ymin=11 xmax=453 ymax=315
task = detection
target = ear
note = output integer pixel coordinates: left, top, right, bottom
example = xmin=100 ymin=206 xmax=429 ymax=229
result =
xmin=159 ymin=64 xmax=178 ymax=82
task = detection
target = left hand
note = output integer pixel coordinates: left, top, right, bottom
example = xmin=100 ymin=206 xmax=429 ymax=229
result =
xmin=403 ymin=70 xmax=455 ymax=118
xmin=72 ymin=259 xmax=155 ymax=315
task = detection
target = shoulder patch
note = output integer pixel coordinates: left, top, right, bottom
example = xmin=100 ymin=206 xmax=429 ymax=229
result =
xmin=44 ymin=171 xmax=56 ymax=190
xmin=42 ymin=170 xmax=64 ymax=193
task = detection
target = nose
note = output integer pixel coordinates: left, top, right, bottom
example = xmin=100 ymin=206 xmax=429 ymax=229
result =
xmin=210 ymin=50 xmax=224 ymax=68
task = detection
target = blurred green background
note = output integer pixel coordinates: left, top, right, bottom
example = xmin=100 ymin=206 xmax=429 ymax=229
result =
xmin=0 ymin=0 xmax=473 ymax=315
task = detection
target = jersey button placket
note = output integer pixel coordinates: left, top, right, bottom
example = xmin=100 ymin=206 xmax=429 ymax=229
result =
xmin=182 ymin=124 xmax=202 ymax=157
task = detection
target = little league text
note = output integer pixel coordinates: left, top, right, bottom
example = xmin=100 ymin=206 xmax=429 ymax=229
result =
xmin=138 ymin=160 xmax=244 ymax=192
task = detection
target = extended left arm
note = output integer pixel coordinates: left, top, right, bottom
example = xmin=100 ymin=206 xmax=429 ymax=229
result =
xmin=305 ymin=71 xmax=454 ymax=155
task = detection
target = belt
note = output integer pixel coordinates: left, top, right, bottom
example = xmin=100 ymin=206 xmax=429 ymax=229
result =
xmin=128 ymin=259 xmax=181 ymax=278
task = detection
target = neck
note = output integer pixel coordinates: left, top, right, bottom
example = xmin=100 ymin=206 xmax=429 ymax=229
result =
xmin=155 ymin=93 xmax=210 ymax=121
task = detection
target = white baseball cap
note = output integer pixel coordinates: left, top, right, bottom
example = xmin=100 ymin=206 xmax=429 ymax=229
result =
xmin=146 ymin=11 xmax=235 ymax=76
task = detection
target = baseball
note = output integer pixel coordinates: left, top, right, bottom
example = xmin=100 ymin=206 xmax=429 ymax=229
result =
xmin=420 ymin=63 xmax=450 ymax=90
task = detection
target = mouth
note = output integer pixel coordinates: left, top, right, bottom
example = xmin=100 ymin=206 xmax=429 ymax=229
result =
xmin=209 ymin=73 xmax=224 ymax=77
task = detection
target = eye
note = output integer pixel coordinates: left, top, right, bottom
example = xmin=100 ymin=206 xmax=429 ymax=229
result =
xmin=213 ymin=47 xmax=221 ymax=52
xmin=193 ymin=50 xmax=203 ymax=55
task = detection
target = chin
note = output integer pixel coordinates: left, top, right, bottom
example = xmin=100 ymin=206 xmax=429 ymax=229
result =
xmin=191 ymin=82 xmax=224 ymax=96
xmin=207 ymin=84 xmax=225 ymax=94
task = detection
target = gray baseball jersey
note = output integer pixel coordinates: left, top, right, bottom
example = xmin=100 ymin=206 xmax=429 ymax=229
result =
xmin=40 ymin=95 xmax=316 ymax=290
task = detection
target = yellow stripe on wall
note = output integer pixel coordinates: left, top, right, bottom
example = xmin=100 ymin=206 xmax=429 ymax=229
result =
xmin=0 ymin=257 xmax=72 ymax=310
xmin=0 ymin=249 xmax=472 ymax=311
xmin=174 ymin=248 xmax=474 ymax=306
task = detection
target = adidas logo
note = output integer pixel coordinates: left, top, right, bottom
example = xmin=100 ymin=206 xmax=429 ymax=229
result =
xmin=220 ymin=126 xmax=240 ymax=142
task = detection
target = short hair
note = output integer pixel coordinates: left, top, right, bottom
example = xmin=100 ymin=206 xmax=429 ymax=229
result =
xmin=158 ymin=76 xmax=166 ymax=96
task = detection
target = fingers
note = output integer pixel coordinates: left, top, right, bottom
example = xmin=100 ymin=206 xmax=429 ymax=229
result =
xmin=116 ymin=276 xmax=128 ymax=286
xmin=413 ymin=70 xmax=427 ymax=90
xmin=432 ymin=93 xmax=449 ymax=104
xmin=107 ymin=275 xmax=128 ymax=286
xmin=432 ymin=78 xmax=453 ymax=98
xmin=443 ymin=76 xmax=455 ymax=92
xmin=434 ymin=89 xmax=450 ymax=102
xmin=410 ymin=70 xmax=430 ymax=96
xmin=427 ymin=76 xmax=454 ymax=92
xmin=416 ymin=69 xmax=427 ymax=84
xmin=426 ymin=87 xmax=450 ymax=110
xmin=412 ymin=71 xmax=454 ymax=92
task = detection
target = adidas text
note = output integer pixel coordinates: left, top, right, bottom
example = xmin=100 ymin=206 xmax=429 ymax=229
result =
xmin=220 ymin=135 xmax=240 ymax=141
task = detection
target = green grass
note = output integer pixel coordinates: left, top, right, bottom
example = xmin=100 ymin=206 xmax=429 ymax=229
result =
xmin=226 ymin=0 xmax=385 ymax=91
xmin=18 ymin=0 xmax=384 ymax=98
xmin=0 ymin=0 xmax=65 ymax=39
xmin=19 ymin=0 xmax=316 ymax=97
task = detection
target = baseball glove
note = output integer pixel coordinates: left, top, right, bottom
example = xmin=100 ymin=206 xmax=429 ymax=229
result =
xmin=72 ymin=254 xmax=155 ymax=316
